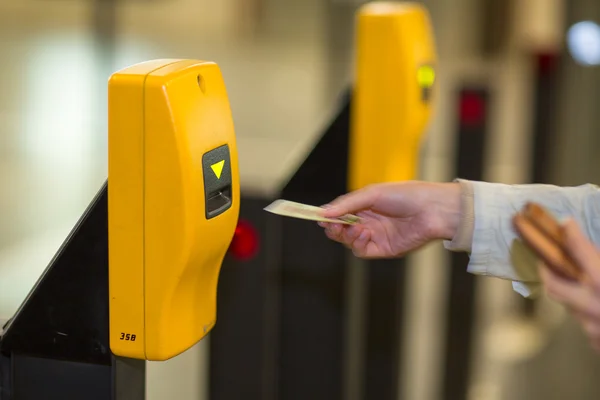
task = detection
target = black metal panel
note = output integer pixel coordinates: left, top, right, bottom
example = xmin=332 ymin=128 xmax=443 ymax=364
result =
xmin=213 ymin=89 xmax=407 ymax=400
xmin=277 ymin=94 xmax=352 ymax=400
xmin=0 ymin=354 xmax=144 ymax=400
xmin=363 ymin=258 xmax=404 ymax=400
xmin=280 ymin=89 xmax=406 ymax=400
xmin=211 ymin=94 xmax=353 ymax=400
xmin=0 ymin=352 xmax=10 ymax=399
xmin=0 ymin=182 xmax=145 ymax=400
xmin=0 ymin=183 xmax=110 ymax=365
xmin=442 ymin=87 xmax=489 ymax=400
xmin=210 ymin=196 xmax=278 ymax=400
xmin=11 ymin=354 xmax=111 ymax=400
xmin=278 ymin=218 xmax=347 ymax=400
xmin=281 ymin=91 xmax=350 ymax=202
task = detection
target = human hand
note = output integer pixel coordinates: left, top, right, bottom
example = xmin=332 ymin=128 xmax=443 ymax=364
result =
xmin=318 ymin=181 xmax=462 ymax=258
xmin=539 ymin=219 xmax=600 ymax=352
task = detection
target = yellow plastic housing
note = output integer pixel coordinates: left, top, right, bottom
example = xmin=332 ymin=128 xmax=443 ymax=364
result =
xmin=108 ymin=59 xmax=240 ymax=361
xmin=349 ymin=2 xmax=437 ymax=191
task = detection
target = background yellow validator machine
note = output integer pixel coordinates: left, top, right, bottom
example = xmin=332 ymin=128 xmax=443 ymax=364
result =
xmin=108 ymin=59 xmax=240 ymax=360
xmin=349 ymin=2 xmax=437 ymax=190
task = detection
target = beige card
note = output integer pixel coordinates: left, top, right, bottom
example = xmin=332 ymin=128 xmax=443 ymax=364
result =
xmin=263 ymin=199 xmax=361 ymax=225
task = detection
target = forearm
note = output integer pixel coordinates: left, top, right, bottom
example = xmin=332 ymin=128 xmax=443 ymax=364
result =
xmin=444 ymin=179 xmax=600 ymax=296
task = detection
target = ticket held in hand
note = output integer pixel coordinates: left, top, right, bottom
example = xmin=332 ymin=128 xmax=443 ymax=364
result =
xmin=264 ymin=199 xmax=361 ymax=225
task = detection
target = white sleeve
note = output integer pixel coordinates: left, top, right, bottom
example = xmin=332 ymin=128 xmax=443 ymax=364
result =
xmin=466 ymin=181 xmax=600 ymax=297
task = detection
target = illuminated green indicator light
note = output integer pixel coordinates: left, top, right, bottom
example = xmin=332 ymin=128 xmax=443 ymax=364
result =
xmin=417 ymin=65 xmax=435 ymax=88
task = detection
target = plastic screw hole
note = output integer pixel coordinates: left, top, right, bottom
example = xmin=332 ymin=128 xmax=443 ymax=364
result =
xmin=197 ymin=74 xmax=206 ymax=94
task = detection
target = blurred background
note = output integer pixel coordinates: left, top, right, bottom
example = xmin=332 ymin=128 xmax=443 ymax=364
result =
xmin=1 ymin=0 xmax=600 ymax=399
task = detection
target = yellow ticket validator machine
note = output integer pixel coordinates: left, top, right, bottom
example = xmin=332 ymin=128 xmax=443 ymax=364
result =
xmin=349 ymin=2 xmax=437 ymax=190
xmin=108 ymin=59 xmax=240 ymax=361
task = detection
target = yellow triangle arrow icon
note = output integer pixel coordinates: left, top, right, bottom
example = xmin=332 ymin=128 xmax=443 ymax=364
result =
xmin=210 ymin=160 xmax=225 ymax=179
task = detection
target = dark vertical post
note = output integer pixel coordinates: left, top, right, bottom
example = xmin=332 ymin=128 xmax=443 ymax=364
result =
xmin=531 ymin=53 xmax=561 ymax=186
xmin=518 ymin=52 xmax=562 ymax=316
xmin=324 ymin=1 xmax=356 ymax=105
xmin=362 ymin=258 xmax=405 ymax=400
xmin=92 ymin=0 xmax=118 ymax=156
xmin=92 ymin=0 xmax=117 ymax=67
xmin=442 ymin=87 xmax=489 ymax=400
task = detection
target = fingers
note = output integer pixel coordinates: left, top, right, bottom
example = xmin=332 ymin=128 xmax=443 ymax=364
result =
xmin=572 ymin=311 xmax=600 ymax=352
xmin=562 ymin=219 xmax=600 ymax=287
xmin=540 ymin=261 xmax=600 ymax=353
xmin=540 ymin=266 xmax=600 ymax=320
xmin=318 ymin=221 xmax=375 ymax=257
xmin=322 ymin=222 xmax=344 ymax=242
xmin=322 ymin=187 xmax=378 ymax=218
xmin=342 ymin=225 xmax=363 ymax=244
xmin=320 ymin=222 xmax=352 ymax=243
xmin=350 ymin=230 xmax=371 ymax=257
xmin=323 ymin=223 xmax=364 ymax=246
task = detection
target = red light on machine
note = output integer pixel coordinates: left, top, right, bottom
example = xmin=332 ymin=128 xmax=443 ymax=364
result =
xmin=459 ymin=91 xmax=485 ymax=126
xmin=229 ymin=219 xmax=260 ymax=261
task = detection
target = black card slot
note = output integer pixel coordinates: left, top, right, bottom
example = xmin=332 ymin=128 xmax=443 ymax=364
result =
xmin=206 ymin=185 xmax=232 ymax=218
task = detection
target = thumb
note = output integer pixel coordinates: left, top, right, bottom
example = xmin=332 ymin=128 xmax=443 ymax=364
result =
xmin=322 ymin=187 xmax=378 ymax=217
